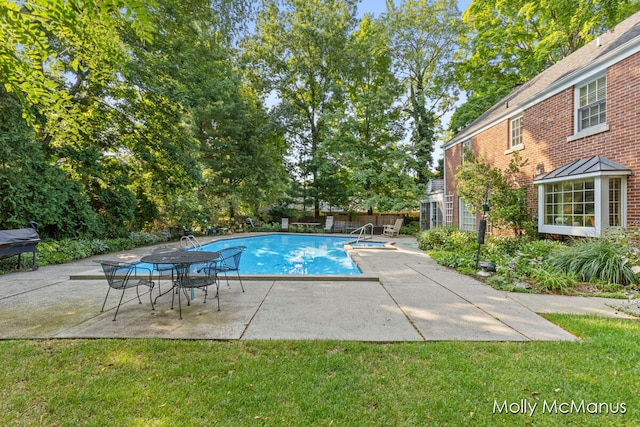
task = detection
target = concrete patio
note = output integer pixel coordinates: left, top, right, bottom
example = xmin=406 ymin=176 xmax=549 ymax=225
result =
xmin=0 ymin=235 xmax=634 ymax=341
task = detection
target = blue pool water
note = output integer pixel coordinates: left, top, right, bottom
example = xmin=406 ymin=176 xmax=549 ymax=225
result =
xmin=139 ymin=234 xmax=362 ymax=275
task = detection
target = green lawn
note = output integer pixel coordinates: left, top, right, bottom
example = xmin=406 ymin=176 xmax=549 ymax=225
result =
xmin=1 ymin=315 xmax=637 ymax=426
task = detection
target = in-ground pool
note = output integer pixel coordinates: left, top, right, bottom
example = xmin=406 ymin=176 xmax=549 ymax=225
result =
xmin=140 ymin=234 xmax=362 ymax=275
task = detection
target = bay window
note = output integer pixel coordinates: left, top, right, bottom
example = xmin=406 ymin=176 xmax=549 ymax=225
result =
xmin=535 ymin=157 xmax=630 ymax=237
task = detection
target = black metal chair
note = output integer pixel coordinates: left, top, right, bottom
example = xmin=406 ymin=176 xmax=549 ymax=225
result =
xmin=216 ymin=246 xmax=246 ymax=292
xmin=94 ymin=260 xmax=155 ymax=321
xmin=173 ymin=261 xmax=220 ymax=319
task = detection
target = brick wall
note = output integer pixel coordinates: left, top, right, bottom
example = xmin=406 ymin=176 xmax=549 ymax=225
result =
xmin=445 ymin=51 xmax=640 ymax=229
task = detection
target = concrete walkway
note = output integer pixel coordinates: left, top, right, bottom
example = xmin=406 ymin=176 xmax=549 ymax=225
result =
xmin=0 ymin=235 xmax=634 ymax=341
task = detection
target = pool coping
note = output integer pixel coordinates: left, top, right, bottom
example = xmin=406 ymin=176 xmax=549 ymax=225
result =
xmin=70 ymin=232 xmax=388 ymax=281
xmin=70 ymin=271 xmax=380 ymax=281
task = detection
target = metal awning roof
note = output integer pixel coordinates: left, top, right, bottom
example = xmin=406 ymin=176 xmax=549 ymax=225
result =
xmin=533 ymin=156 xmax=631 ymax=183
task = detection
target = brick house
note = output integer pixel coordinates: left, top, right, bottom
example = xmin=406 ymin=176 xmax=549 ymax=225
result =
xmin=443 ymin=11 xmax=640 ymax=237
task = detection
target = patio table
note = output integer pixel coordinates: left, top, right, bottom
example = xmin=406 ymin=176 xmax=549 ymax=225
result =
xmin=140 ymin=250 xmax=220 ymax=304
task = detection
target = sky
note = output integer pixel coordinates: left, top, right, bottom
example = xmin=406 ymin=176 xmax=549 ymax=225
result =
xmin=357 ymin=0 xmax=472 ymax=17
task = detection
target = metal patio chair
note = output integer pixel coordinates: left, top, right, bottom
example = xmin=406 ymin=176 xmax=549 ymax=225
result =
xmin=95 ymin=260 xmax=155 ymax=321
xmin=173 ymin=260 xmax=220 ymax=319
xmin=216 ymin=246 xmax=246 ymax=292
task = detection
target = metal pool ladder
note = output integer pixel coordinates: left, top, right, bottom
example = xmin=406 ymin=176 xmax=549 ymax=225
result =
xmin=350 ymin=223 xmax=374 ymax=244
xmin=180 ymin=234 xmax=202 ymax=249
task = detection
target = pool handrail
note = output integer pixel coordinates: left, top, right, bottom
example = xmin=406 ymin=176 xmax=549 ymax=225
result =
xmin=180 ymin=234 xmax=201 ymax=249
xmin=350 ymin=223 xmax=374 ymax=243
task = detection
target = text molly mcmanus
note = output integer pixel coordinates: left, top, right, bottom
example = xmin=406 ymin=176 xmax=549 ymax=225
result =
xmin=493 ymin=399 xmax=627 ymax=416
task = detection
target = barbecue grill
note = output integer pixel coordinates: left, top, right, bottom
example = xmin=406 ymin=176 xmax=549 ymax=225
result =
xmin=0 ymin=221 xmax=40 ymax=270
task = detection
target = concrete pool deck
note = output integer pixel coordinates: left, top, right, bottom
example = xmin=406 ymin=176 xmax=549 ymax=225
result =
xmin=0 ymin=234 xmax=635 ymax=341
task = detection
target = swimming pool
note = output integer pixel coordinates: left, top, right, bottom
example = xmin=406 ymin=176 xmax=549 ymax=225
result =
xmin=140 ymin=234 xmax=362 ymax=275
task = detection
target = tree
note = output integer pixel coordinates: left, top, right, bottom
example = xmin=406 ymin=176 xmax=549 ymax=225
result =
xmin=451 ymin=0 xmax=640 ymax=132
xmin=199 ymin=85 xmax=289 ymax=222
xmin=324 ymin=14 xmax=418 ymax=214
xmin=0 ymin=0 xmax=153 ymax=127
xmin=385 ymin=0 xmax=465 ymax=184
xmin=0 ymin=87 xmax=101 ymax=237
xmin=455 ymin=152 xmax=533 ymax=237
xmin=243 ymin=0 xmax=359 ymax=217
xmin=0 ymin=0 xmax=156 ymax=237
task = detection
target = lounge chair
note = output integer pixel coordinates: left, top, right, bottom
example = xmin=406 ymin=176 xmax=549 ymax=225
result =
xmin=323 ymin=216 xmax=334 ymax=233
xmin=383 ymin=218 xmax=403 ymax=237
xmin=281 ymin=218 xmax=289 ymax=231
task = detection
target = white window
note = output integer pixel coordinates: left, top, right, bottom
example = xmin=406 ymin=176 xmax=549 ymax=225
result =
xmin=461 ymin=140 xmax=471 ymax=163
xmin=543 ymin=179 xmax=595 ymax=227
xmin=459 ymin=199 xmax=476 ymax=231
xmin=509 ymin=115 xmax=522 ymax=149
xmin=609 ymin=177 xmax=622 ymax=227
xmin=537 ymin=174 xmax=627 ymax=237
xmin=577 ymin=76 xmax=606 ymax=132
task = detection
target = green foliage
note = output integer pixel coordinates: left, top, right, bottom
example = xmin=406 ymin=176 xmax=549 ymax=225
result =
xmin=385 ymin=0 xmax=465 ymax=181
xmin=128 ymin=231 xmax=170 ymax=246
xmin=455 ymin=152 xmax=534 ymax=236
xmin=0 ymin=231 xmax=172 ymax=273
xmin=417 ymin=226 xmax=475 ymax=251
xmin=484 ymin=237 xmax=562 ymax=278
xmin=0 ymin=0 xmax=154 ymax=128
xmin=244 ymin=0 xmax=360 ymax=217
xmin=528 ymin=265 xmax=577 ymax=294
xmin=254 ymin=222 xmax=281 ymax=232
xmin=485 ymin=274 xmax=517 ymax=291
xmin=428 ymin=250 xmax=476 ymax=270
xmin=266 ymin=205 xmax=301 ymax=224
xmin=453 ymin=0 xmax=640 ymax=129
xmin=547 ymin=239 xmax=639 ymax=286
xmin=448 ymin=89 xmax=508 ymax=134
xmin=400 ymin=221 xmax=420 ymax=236
xmin=0 ymin=88 xmax=103 ymax=239
xmin=318 ymin=12 xmax=421 ymax=214
xmin=420 ymin=229 xmax=637 ymax=295
xmin=37 ymin=240 xmax=94 ymax=264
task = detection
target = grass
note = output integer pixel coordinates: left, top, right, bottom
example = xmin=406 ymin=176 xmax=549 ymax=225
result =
xmin=0 ymin=315 xmax=638 ymax=426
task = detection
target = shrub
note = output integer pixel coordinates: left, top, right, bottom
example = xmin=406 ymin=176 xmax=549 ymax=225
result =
xmin=547 ymin=239 xmax=639 ymax=286
xmin=417 ymin=227 xmax=475 ymax=251
xmin=429 ymin=250 xmax=476 ymax=270
xmin=256 ymin=222 xmax=280 ymax=232
xmin=400 ymin=221 xmax=420 ymax=235
xmin=486 ymin=274 xmax=517 ymax=291
xmin=485 ymin=238 xmax=564 ymax=280
xmin=129 ymin=231 xmax=166 ymax=246
xmin=88 ymin=239 xmax=111 ymax=255
xmin=528 ymin=265 xmax=576 ymax=294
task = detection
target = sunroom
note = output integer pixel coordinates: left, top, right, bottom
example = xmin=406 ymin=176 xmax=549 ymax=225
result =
xmin=533 ymin=156 xmax=631 ymax=237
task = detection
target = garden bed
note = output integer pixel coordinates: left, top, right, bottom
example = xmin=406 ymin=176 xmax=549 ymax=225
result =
xmin=418 ymin=226 xmax=640 ymax=300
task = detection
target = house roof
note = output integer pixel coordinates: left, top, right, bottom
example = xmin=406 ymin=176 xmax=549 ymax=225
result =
xmin=445 ymin=11 xmax=640 ymax=149
xmin=533 ymin=156 xmax=631 ymax=183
